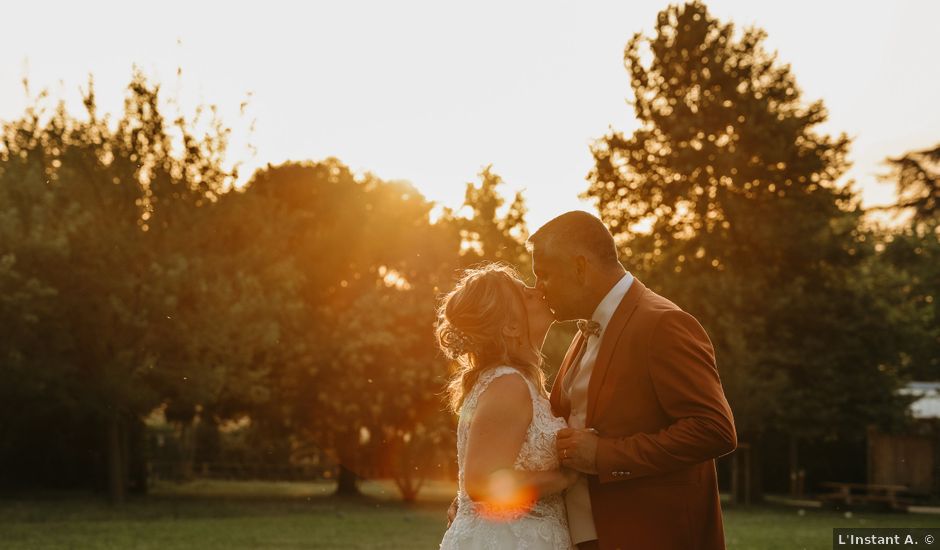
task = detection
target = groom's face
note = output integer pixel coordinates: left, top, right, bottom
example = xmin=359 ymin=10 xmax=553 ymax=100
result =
xmin=531 ymin=245 xmax=583 ymax=322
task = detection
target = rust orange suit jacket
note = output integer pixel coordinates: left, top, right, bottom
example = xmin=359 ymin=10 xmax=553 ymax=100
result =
xmin=549 ymin=278 xmax=737 ymax=550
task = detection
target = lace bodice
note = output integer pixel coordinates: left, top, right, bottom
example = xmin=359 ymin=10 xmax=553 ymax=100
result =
xmin=457 ymin=366 xmax=567 ymax=485
xmin=441 ymin=366 xmax=573 ymax=549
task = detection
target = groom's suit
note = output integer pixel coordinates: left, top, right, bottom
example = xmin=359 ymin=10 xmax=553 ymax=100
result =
xmin=549 ymin=277 xmax=736 ymax=550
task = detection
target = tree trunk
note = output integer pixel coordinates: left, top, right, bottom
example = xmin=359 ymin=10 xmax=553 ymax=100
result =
xmin=334 ymin=464 xmax=361 ymax=496
xmin=178 ymin=421 xmax=195 ymax=481
xmin=788 ymin=435 xmax=802 ymax=497
xmin=729 ymin=442 xmax=756 ymax=506
xmin=107 ymin=414 xmax=125 ymax=505
xmin=128 ymin=418 xmax=149 ymax=495
xmin=747 ymin=434 xmax=765 ymax=503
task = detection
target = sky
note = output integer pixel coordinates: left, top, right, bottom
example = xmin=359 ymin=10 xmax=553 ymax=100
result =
xmin=1 ymin=0 xmax=938 ymax=230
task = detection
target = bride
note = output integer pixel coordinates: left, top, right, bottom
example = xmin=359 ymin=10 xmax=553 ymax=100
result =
xmin=437 ymin=263 xmax=577 ymax=549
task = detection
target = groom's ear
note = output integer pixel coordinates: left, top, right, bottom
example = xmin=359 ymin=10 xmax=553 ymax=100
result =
xmin=574 ymin=255 xmax=588 ymax=284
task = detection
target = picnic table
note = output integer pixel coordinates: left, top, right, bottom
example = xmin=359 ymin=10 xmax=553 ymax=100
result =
xmin=818 ymin=482 xmax=909 ymax=510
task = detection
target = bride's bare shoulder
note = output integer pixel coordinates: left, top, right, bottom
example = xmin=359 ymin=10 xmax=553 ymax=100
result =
xmin=474 ymin=369 xmax=532 ymax=418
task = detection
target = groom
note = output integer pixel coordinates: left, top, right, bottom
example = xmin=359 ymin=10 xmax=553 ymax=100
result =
xmin=531 ymin=211 xmax=737 ymax=550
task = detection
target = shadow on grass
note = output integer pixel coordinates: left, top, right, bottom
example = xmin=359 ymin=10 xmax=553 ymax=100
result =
xmin=0 ymin=479 xmax=453 ymax=524
xmin=0 ymin=480 xmax=453 ymax=550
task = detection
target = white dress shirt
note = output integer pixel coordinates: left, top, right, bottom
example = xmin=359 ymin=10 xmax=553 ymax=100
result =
xmin=563 ymin=272 xmax=634 ymax=545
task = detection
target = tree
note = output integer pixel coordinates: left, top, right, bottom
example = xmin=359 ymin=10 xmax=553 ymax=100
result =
xmin=448 ymin=165 xmax=529 ymax=269
xmin=0 ymin=138 xmax=87 ymax=490
xmin=586 ymin=1 xmax=909 ymax=497
xmin=0 ymin=73 xmax=275 ymax=502
xmin=229 ymin=160 xmax=459 ymax=498
xmin=879 ymin=143 xmax=940 ymax=380
xmin=884 ymin=144 xmax=940 ymax=224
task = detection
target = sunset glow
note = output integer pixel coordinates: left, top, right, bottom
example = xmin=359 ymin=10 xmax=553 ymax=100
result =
xmin=2 ymin=1 xmax=938 ymax=228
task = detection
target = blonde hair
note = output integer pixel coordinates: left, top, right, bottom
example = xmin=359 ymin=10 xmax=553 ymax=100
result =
xmin=436 ymin=263 xmax=547 ymax=412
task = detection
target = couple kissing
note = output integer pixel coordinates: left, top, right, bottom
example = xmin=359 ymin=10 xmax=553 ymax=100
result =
xmin=438 ymin=211 xmax=736 ymax=550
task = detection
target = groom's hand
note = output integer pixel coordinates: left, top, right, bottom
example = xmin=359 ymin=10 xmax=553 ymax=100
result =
xmin=556 ymin=428 xmax=599 ymax=475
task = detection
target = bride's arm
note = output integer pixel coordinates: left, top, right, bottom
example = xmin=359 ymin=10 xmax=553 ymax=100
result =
xmin=464 ymin=374 xmax=576 ymax=507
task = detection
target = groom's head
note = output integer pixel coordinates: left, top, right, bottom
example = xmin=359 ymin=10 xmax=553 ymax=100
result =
xmin=527 ymin=211 xmax=623 ymax=322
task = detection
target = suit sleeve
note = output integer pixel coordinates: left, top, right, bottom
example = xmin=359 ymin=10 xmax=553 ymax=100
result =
xmin=595 ymin=309 xmax=737 ymax=483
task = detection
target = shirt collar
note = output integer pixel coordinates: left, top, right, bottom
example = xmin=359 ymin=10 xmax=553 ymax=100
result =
xmin=590 ymin=272 xmax=634 ymax=332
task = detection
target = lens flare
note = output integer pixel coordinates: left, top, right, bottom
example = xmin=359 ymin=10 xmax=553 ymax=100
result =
xmin=475 ymin=470 xmax=538 ymax=522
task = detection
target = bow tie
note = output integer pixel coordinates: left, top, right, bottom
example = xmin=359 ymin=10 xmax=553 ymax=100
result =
xmin=577 ymin=319 xmax=601 ymax=339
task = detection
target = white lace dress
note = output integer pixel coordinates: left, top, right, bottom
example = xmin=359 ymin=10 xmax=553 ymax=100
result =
xmin=440 ymin=366 xmax=573 ymax=550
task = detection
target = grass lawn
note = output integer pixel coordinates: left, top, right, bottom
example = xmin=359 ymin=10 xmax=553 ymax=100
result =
xmin=0 ymin=480 xmax=935 ymax=549
xmin=722 ymin=504 xmax=938 ymax=550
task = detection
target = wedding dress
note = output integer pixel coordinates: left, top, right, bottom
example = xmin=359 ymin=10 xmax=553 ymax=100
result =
xmin=440 ymin=366 xmax=573 ymax=550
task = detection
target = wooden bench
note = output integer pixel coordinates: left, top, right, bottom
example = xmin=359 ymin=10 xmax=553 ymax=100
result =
xmin=818 ymin=482 xmax=910 ymax=510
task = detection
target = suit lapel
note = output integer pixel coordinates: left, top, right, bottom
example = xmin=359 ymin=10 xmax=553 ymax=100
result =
xmin=586 ymin=278 xmax=646 ymax=426
xmin=549 ymin=330 xmax=586 ymax=419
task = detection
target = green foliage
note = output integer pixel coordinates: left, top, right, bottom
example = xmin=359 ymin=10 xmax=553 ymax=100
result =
xmin=224 ymin=160 xmax=461 ymax=498
xmin=0 ymin=73 xmax=273 ymax=498
xmin=876 ymin=143 xmax=940 ymax=381
xmin=0 ymin=70 xmax=531 ymax=501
